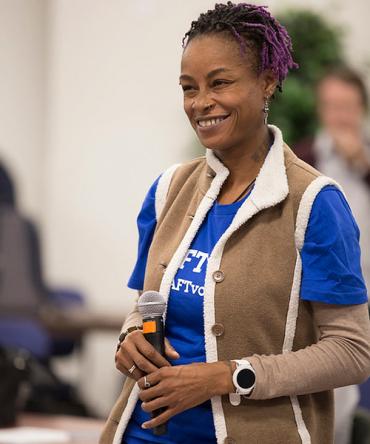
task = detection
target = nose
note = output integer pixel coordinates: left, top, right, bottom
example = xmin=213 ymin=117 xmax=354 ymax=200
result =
xmin=191 ymin=91 xmax=215 ymax=113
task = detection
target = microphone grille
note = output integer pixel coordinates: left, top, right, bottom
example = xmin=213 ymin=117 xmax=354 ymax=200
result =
xmin=138 ymin=291 xmax=166 ymax=317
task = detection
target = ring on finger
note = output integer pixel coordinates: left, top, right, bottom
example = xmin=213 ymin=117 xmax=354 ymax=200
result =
xmin=128 ymin=364 xmax=136 ymax=374
xmin=144 ymin=375 xmax=151 ymax=389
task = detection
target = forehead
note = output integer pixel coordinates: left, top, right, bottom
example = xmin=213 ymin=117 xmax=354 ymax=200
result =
xmin=181 ymin=34 xmax=253 ymax=75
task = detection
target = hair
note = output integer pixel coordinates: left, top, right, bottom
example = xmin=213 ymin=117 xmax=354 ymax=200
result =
xmin=182 ymin=2 xmax=298 ymax=91
xmin=317 ymin=65 xmax=368 ymax=111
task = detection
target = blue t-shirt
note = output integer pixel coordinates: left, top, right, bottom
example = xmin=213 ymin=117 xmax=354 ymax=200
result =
xmin=123 ymin=179 xmax=367 ymax=444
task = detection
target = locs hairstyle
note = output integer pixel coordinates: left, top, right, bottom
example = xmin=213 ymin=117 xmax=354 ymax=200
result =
xmin=183 ymin=2 xmax=298 ymax=91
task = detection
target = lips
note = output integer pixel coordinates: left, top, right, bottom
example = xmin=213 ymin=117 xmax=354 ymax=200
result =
xmin=196 ymin=114 xmax=230 ymax=129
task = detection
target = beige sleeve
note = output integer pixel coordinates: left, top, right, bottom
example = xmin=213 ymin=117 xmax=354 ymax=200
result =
xmin=119 ymin=292 xmax=143 ymax=334
xmin=246 ymin=302 xmax=370 ymax=400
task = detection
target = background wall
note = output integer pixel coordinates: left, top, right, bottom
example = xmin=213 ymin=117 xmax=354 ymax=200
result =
xmin=1 ymin=0 xmax=369 ymax=416
xmin=0 ymin=0 xmax=46 ymax=220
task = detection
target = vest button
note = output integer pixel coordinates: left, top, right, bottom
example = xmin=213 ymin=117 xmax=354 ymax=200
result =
xmin=224 ymin=438 xmax=236 ymax=444
xmin=212 ymin=270 xmax=224 ymax=283
xmin=211 ymin=323 xmax=225 ymax=337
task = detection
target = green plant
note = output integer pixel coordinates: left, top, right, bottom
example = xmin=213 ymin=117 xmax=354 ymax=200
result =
xmin=269 ymin=9 xmax=345 ymax=146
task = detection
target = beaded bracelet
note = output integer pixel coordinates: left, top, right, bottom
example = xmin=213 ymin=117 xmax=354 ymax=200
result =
xmin=116 ymin=325 xmax=143 ymax=352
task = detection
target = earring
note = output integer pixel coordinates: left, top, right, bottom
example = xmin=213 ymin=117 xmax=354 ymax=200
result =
xmin=263 ymin=97 xmax=269 ymax=125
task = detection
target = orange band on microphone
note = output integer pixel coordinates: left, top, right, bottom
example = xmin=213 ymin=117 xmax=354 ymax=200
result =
xmin=143 ymin=320 xmax=156 ymax=334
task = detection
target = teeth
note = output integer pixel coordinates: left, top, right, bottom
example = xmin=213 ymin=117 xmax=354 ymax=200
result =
xmin=198 ymin=117 xmax=226 ymax=127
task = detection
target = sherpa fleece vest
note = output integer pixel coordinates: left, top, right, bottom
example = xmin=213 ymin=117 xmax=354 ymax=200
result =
xmin=100 ymin=125 xmax=339 ymax=444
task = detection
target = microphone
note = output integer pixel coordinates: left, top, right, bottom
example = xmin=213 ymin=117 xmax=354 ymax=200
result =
xmin=137 ymin=291 xmax=167 ymax=435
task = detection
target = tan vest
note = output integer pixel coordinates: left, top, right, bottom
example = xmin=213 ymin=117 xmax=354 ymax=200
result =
xmin=101 ymin=126 xmax=338 ymax=444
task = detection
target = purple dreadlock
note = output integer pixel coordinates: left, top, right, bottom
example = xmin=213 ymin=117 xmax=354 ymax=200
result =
xmin=183 ymin=2 xmax=298 ymax=91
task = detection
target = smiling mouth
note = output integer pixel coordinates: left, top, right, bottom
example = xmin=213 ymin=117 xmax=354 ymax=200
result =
xmin=196 ymin=115 xmax=230 ymax=128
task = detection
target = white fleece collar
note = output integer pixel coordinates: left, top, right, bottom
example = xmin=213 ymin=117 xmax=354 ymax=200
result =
xmin=206 ymin=124 xmax=289 ymax=220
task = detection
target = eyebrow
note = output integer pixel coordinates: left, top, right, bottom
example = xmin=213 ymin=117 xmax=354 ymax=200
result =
xmin=179 ymin=67 xmax=232 ymax=82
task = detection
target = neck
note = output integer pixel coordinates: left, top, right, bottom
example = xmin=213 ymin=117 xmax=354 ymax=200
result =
xmin=215 ymin=126 xmax=271 ymax=187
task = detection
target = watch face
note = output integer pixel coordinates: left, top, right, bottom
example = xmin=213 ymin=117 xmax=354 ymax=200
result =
xmin=237 ymin=368 xmax=256 ymax=389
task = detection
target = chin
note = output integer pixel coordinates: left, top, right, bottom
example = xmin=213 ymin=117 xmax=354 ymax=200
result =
xmin=195 ymin=134 xmax=227 ymax=150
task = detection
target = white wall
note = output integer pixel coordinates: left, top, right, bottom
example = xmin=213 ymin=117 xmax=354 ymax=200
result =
xmin=0 ymin=0 xmax=46 ymax=220
xmin=2 ymin=0 xmax=369 ymax=417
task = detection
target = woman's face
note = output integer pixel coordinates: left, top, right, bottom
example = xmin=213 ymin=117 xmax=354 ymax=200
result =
xmin=180 ymin=34 xmax=275 ymax=153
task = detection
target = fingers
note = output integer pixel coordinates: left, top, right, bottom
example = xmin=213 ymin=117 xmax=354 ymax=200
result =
xmin=137 ymin=366 xmax=168 ymax=392
xmin=164 ymin=338 xmax=180 ymax=360
xmin=135 ymin=336 xmax=171 ymax=369
xmin=141 ymin=395 xmax=171 ymax=413
xmin=138 ymin=382 xmax=162 ymax=403
xmin=115 ymin=351 xmax=143 ymax=380
xmin=142 ymin=407 xmax=176 ymax=430
xmin=124 ymin=340 xmax=159 ymax=375
xmin=115 ymin=330 xmax=171 ymax=378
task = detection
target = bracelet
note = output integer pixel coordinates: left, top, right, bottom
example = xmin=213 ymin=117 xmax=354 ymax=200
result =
xmin=116 ymin=325 xmax=142 ymax=352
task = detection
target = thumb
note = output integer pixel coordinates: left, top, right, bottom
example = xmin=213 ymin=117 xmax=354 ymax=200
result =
xmin=164 ymin=338 xmax=180 ymax=359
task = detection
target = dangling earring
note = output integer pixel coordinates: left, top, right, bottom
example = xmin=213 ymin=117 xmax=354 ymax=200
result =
xmin=263 ymin=97 xmax=269 ymax=125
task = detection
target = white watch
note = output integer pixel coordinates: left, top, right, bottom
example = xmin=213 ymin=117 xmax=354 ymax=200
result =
xmin=232 ymin=359 xmax=256 ymax=396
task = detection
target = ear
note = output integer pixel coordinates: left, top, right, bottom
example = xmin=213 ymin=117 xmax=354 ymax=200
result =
xmin=261 ymin=69 xmax=278 ymax=98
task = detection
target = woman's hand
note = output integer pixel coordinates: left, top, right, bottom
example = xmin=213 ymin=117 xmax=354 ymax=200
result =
xmin=137 ymin=361 xmax=234 ymax=429
xmin=115 ymin=330 xmax=180 ymax=380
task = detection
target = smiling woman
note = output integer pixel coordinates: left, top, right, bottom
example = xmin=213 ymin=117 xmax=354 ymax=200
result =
xmin=179 ymin=34 xmax=278 ymax=205
xmin=100 ymin=3 xmax=370 ymax=444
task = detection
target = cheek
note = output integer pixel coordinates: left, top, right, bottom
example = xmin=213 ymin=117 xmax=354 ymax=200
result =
xmin=235 ymin=91 xmax=263 ymax=117
xmin=183 ymin=98 xmax=193 ymax=120
xmin=184 ymin=103 xmax=198 ymax=131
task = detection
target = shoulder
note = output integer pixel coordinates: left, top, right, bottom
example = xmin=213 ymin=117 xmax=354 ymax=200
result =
xmin=309 ymin=186 xmax=358 ymax=235
xmin=169 ymin=156 xmax=207 ymax=186
xmin=281 ymin=146 xmax=344 ymax=249
xmin=283 ymin=145 xmax=326 ymax=224
xmin=157 ymin=156 xmax=207 ymax=190
xmin=285 ymin=144 xmax=322 ymax=188
xmin=162 ymin=156 xmax=208 ymax=205
xmin=145 ymin=156 xmax=207 ymax=222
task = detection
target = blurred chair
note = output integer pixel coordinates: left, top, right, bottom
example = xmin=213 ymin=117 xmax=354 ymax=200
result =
xmin=0 ymin=161 xmax=89 ymax=416
xmin=0 ymin=204 xmax=85 ymax=360
xmin=359 ymin=379 xmax=370 ymax=411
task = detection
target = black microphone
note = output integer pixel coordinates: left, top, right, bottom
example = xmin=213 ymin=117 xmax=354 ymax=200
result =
xmin=137 ymin=291 xmax=167 ymax=435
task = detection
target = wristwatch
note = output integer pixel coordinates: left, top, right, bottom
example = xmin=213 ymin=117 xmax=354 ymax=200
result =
xmin=232 ymin=359 xmax=256 ymax=395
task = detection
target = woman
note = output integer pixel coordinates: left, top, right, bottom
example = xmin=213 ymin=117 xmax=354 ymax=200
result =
xmin=101 ymin=3 xmax=370 ymax=444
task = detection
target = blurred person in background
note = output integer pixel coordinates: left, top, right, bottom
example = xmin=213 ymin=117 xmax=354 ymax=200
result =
xmin=102 ymin=4 xmax=370 ymax=444
xmin=294 ymin=66 xmax=370 ymax=444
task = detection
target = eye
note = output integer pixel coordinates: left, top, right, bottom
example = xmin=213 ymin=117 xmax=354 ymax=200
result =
xmin=181 ymin=84 xmax=195 ymax=92
xmin=181 ymin=84 xmax=198 ymax=98
xmin=212 ymin=79 xmax=231 ymax=88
